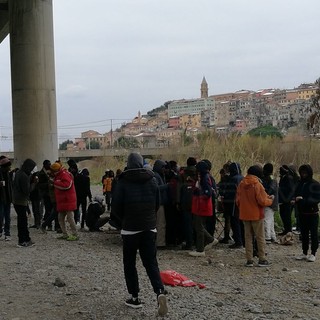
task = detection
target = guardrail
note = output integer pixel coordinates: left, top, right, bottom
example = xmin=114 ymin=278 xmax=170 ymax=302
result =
xmin=2 ymin=147 xmax=196 ymax=161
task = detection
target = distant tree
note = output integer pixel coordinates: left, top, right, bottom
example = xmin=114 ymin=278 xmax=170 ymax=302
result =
xmin=247 ymin=125 xmax=283 ymax=138
xmin=115 ymin=136 xmax=140 ymax=148
xmin=147 ymin=101 xmax=172 ymax=116
xmin=59 ymin=139 xmax=73 ymax=150
xmin=86 ymin=140 xmax=100 ymax=149
xmin=307 ymin=77 xmax=320 ymax=133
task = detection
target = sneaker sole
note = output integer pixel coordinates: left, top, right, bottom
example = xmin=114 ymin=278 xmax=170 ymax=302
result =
xmin=125 ymin=302 xmax=143 ymax=309
xmin=158 ymin=294 xmax=168 ymax=316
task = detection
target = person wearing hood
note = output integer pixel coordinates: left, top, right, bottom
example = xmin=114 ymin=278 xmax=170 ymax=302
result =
xmin=220 ymin=162 xmax=244 ymax=248
xmin=112 ymin=153 xmax=168 ymax=316
xmin=236 ymin=165 xmax=274 ymax=267
xmin=177 ymin=157 xmax=197 ymax=250
xmin=278 ymin=164 xmax=295 ymax=235
xmin=12 ymin=158 xmax=37 ymax=247
xmin=152 ymin=159 xmax=168 ymax=248
xmin=189 ymin=160 xmax=218 ymax=257
xmin=294 ymin=164 xmax=320 ymax=262
xmin=0 ymin=156 xmax=13 ymax=241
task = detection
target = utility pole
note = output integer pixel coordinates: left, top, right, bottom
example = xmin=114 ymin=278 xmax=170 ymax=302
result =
xmin=110 ymin=119 xmax=113 ymax=148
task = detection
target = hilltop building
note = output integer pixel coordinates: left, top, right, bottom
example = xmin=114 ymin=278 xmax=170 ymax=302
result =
xmin=167 ymin=77 xmax=215 ymax=121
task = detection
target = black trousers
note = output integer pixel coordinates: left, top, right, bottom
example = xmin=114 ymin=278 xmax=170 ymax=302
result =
xmin=299 ymin=213 xmax=319 ymax=255
xmin=224 ymin=203 xmax=243 ymax=245
xmin=122 ymin=231 xmax=164 ymax=297
xmin=14 ymin=204 xmax=31 ymax=244
xmin=279 ymin=203 xmax=293 ymax=234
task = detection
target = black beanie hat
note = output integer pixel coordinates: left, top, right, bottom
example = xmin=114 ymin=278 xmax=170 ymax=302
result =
xmin=263 ymin=163 xmax=273 ymax=176
xmin=201 ymin=159 xmax=212 ymax=171
xmin=247 ymin=165 xmax=263 ymax=178
xmin=187 ymin=157 xmax=197 ymax=167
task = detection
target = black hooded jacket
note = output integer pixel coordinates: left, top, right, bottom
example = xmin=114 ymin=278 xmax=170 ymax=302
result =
xmin=220 ymin=162 xmax=243 ymax=204
xmin=294 ymin=164 xmax=320 ymax=214
xmin=12 ymin=158 xmax=36 ymax=206
xmin=112 ymin=153 xmax=160 ymax=231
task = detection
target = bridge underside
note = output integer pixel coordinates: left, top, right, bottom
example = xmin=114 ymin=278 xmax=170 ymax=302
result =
xmin=0 ymin=1 xmax=8 ymax=43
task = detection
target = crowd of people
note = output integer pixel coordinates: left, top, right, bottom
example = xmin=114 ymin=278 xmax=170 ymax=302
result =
xmin=1 ymin=153 xmax=320 ymax=316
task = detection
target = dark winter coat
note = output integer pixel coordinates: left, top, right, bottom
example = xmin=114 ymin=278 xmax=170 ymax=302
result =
xmin=153 ymin=159 xmax=168 ymax=205
xmin=0 ymin=166 xmax=13 ymax=205
xmin=220 ymin=162 xmax=243 ymax=204
xmin=112 ymin=153 xmax=160 ymax=231
xmin=262 ymin=175 xmax=279 ymax=211
xmin=295 ymin=164 xmax=320 ymax=214
xmin=278 ymin=168 xmax=295 ymax=204
xmin=74 ymin=173 xmax=92 ymax=201
xmin=12 ymin=158 xmax=36 ymax=206
xmin=179 ymin=165 xmax=197 ymax=212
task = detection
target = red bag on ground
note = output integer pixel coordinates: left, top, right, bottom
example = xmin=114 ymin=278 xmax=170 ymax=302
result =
xmin=160 ymin=270 xmax=206 ymax=289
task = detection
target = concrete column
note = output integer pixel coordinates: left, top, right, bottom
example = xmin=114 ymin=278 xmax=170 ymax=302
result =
xmin=9 ymin=0 xmax=58 ymax=168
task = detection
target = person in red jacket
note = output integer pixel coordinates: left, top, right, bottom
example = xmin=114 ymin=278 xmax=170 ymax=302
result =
xmin=189 ymin=161 xmax=218 ymax=257
xmin=50 ymin=162 xmax=78 ymax=241
xmin=236 ymin=165 xmax=274 ymax=267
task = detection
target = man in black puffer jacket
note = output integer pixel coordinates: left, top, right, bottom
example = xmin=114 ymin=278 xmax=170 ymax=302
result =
xmin=112 ymin=153 xmax=168 ymax=316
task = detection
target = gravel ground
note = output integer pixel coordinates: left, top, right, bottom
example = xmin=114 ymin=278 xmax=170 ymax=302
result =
xmin=1 ymin=186 xmax=320 ymax=320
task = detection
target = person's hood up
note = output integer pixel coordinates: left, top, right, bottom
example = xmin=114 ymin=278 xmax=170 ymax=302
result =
xmin=279 ymin=164 xmax=289 ymax=177
xmin=298 ymin=164 xmax=313 ymax=181
xmin=247 ymin=165 xmax=263 ymax=179
xmin=229 ymin=162 xmax=241 ymax=176
xmin=242 ymin=174 xmax=261 ymax=190
xmin=80 ymin=168 xmax=89 ymax=176
xmin=196 ymin=160 xmax=209 ymax=174
xmin=20 ymin=158 xmax=36 ymax=175
xmin=127 ymin=153 xmax=143 ymax=169
xmin=153 ymin=159 xmax=166 ymax=173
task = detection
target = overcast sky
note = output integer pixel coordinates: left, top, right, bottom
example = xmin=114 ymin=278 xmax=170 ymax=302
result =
xmin=1 ymin=0 xmax=320 ymax=150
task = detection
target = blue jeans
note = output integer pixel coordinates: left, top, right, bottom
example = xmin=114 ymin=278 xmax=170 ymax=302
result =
xmin=122 ymin=230 xmax=164 ymax=297
xmin=0 ymin=202 xmax=11 ymax=236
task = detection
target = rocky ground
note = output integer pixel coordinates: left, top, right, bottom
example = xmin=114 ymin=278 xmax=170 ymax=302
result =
xmin=1 ymin=186 xmax=320 ymax=320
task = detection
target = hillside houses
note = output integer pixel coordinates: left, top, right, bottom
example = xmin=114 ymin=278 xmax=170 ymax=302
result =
xmin=66 ymin=80 xmax=318 ymax=150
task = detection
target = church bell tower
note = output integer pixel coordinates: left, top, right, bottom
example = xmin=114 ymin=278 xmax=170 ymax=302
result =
xmin=201 ymin=76 xmax=208 ymax=98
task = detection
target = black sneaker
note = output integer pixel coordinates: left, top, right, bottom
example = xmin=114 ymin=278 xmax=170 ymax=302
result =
xmin=229 ymin=243 xmax=243 ymax=249
xmin=125 ymin=297 xmax=143 ymax=309
xmin=219 ymin=238 xmax=230 ymax=244
xmin=17 ymin=241 xmax=35 ymax=248
xmin=157 ymin=294 xmax=168 ymax=316
xmin=245 ymin=260 xmax=254 ymax=267
xmin=258 ymin=260 xmax=270 ymax=267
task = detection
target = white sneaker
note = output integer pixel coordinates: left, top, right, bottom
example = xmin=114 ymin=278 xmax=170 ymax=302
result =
xmin=189 ymin=251 xmax=205 ymax=257
xmin=5 ymin=236 xmax=11 ymax=241
xmin=101 ymin=222 xmax=117 ymax=231
xmin=204 ymin=238 xmax=219 ymax=251
xmin=307 ymin=254 xmax=316 ymax=262
xmin=157 ymin=294 xmax=168 ymax=317
xmin=295 ymin=254 xmax=307 ymax=260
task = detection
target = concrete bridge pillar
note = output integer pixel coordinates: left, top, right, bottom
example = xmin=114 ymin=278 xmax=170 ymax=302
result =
xmin=9 ymin=0 xmax=58 ymax=168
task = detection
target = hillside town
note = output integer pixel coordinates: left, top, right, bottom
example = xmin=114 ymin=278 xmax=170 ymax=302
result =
xmin=65 ymin=78 xmax=318 ymax=151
